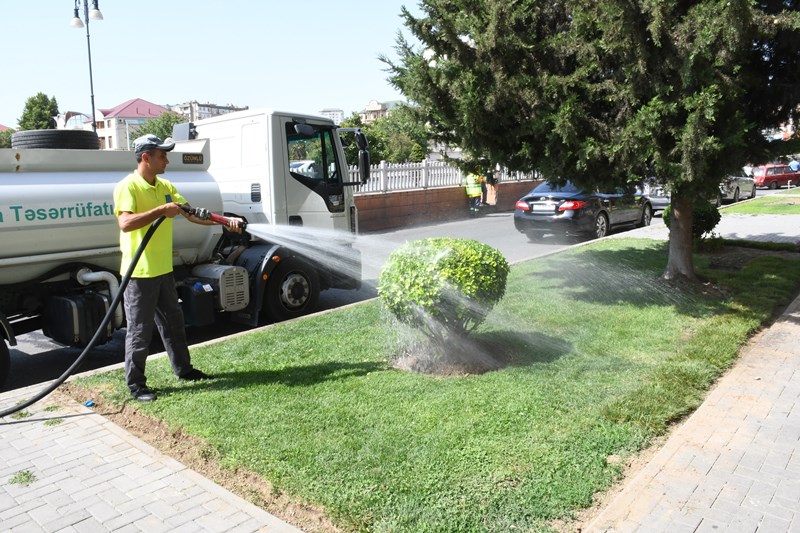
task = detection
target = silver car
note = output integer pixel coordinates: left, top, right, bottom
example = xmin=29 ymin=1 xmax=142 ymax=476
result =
xmin=643 ymin=178 xmax=670 ymax=214
xmin=719 ymin=175 xmax=756 ymax=204
xmin=644 ymin=173 xmax=755 ymax=214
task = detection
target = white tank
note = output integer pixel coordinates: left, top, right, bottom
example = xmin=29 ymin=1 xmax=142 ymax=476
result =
xmin=0 ymin=139 xmax=224 ymax=285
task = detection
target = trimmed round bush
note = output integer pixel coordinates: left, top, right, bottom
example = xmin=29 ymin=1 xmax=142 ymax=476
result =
xmin=378 ymin=238 xmax=509 ymax=340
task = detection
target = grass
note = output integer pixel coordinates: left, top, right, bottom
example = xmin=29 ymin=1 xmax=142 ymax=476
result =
xmin=724 ymin=193 xmax=800 ymax=214
xmin=8 ymin=470 xmax=35 ymax=487
xmin=75 ymin=238 xmax=800 ymax=532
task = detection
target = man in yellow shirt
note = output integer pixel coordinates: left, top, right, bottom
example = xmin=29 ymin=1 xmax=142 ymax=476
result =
xmin=114 ymin=134 xmax=242 ymax=402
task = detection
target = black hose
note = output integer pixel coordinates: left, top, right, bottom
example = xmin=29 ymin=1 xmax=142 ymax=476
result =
xmin=0 ymin=217 xmax=166 ymax=418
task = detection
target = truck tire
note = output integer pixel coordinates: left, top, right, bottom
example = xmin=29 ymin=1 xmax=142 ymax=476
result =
xmin=11 ymin=130 xmax=100 ymax=150
xmin=263 ymin=257 xmax=320 ymax=322
xmin=0 ymin=340 xmax=9 ymax=391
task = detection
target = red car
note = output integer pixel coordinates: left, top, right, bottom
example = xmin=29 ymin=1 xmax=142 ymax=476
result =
xmin=753 ymin=164 xmax=800 ymax=189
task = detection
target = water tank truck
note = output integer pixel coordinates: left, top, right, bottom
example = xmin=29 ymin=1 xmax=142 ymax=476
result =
xmin=0 ymin=109 xmax=369 ymax=388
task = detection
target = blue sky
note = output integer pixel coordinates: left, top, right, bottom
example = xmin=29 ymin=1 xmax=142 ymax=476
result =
xmin=1 ymin=1 xmax=422 ymax=128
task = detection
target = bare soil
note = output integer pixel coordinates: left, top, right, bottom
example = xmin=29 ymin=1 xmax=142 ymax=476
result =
xmin=701 ymin=243 xmax=800 ymax=271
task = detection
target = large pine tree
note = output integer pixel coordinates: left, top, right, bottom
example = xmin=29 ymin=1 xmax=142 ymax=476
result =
xmin=385 ymin=0 xmax=800 ymax=280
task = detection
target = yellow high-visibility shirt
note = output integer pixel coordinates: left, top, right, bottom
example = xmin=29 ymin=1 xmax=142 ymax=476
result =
xmin=464 ymin=173 xmax=483 ymax=197
xmin=113 ymin=172 xmax=186 ymax=278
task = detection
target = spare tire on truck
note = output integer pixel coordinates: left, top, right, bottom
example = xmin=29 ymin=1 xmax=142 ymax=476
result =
xmin=11 ymin=129 xmax=99 ymax=150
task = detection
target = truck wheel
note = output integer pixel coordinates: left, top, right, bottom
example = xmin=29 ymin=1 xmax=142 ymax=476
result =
xmin=263 ymin=257 xmax=320 ymax=322
xmin=11 ymin=130 xmax=99 ymax=150
xmin=0 ymin=340 xmax=9 ymax=391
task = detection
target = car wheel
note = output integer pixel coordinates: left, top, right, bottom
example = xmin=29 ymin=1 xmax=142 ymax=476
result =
xmin=594 ymin=212 xmax=609 ymax=239
xmin=733 ymin=188 xmax=740 ymax=203
xmin=769 ymin=181 xmax=778 ymax=190
xmin=714 ymin=194 xmax=722 ymax=208
xmin=525 ymin=231 xmax=542 ymax=242
xmin=638 ymin=204 xmax=652 ymax=228
xmin=750 ymin=186 xmax=757 ymax=199
xmin=262 ymin=257 xmax=320 ymax=322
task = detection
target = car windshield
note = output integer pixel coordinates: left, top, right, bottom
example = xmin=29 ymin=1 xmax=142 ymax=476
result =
xmin=532 ymin=181 xmax=581 ymax=194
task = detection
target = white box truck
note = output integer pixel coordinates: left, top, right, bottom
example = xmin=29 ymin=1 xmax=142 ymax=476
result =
xmin=0 ymin=109 xmax=369 ymax=387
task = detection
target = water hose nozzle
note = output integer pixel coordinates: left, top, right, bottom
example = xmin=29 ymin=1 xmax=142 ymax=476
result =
xmin=181 ymin=204 xmax=247 ymax=230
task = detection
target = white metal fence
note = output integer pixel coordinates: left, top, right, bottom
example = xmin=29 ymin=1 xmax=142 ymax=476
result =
xmin=349 ymin=159 xmax=540 ymax=193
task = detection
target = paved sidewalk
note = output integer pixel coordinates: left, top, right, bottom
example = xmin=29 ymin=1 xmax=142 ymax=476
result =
xmin=0 ymin=385 xmax=301 ymax=532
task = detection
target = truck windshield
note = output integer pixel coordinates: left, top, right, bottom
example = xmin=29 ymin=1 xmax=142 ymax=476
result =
xmin=287 ymin=125 xmax=341 ymax=185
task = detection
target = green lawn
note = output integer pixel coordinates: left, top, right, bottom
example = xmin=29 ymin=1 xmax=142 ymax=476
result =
xmin=725 ymin=192 xmax=800 ymax=214
xmin=74 ymin=238 xmax=800 ymax=532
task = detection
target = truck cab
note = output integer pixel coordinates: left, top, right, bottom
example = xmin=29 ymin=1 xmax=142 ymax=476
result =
xmin=183 ymin=109 xmax=368 ymax=325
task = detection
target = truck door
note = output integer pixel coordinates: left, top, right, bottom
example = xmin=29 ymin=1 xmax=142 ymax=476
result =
xmin=283 ymin=122 xmax=348 ymax=233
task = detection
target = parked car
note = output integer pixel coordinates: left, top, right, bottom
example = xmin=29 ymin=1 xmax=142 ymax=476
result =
xmin=753 ymin=164 xmax=800 ymax=189
xmin=513 ymin=181 xmax=652 ymax=241
xmin=643 ymin=172 xmax=755 ymax=214
xmin=289 ymin=159 xmax=319 ymax=177
xmin=642 ymin=178 xmax=670 ymax=214
xmin=719 ymin=175 xmax=756 ymax=203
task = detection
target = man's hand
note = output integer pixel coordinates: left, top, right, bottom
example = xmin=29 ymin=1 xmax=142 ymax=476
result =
xmin=162 ymin=202 xmax=184 ymax=218
xmin=227 ymin=217 xmax=245 ymax=234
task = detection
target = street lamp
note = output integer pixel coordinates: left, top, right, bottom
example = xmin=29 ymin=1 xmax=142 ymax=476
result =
xmin=70 ymin=0 xmax=103 ymax=133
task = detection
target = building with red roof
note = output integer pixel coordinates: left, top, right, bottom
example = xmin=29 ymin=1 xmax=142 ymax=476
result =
xmin=92 ymin=98 xmax=170 ymax=150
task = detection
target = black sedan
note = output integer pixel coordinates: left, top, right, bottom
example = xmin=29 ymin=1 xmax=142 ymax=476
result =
xmin=513 ymin=181 xmax=653 ymax=241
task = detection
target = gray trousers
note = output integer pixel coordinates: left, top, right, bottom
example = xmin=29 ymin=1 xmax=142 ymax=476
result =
xmin=123 ymin=274 xmax=193 ymax=391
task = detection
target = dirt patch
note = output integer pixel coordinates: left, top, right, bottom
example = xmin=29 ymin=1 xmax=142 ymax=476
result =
xmin=391 ymin=335 xmax=514 ymax=376
xmin=60 ymin=383 xmax=339 ymax=533
xmin=701 ymin=244 xmax=800 ymax=271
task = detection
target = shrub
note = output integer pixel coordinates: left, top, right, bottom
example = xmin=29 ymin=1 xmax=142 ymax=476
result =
xmin=378 ymin=238 xmax=509 ymax=341
xmin=663 ymin=199 xmax=721 ymax=241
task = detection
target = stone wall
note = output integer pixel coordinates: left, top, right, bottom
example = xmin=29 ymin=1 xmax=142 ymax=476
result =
xmin=355 ymin=180 xmax=540 ymax=233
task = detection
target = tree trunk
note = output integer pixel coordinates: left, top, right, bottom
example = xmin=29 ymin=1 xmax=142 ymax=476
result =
xmin=663 ymin=194 xmax=695 ymax=281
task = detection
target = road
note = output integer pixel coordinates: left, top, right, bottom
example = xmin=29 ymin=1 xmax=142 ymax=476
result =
xmin=6 ymin=185 xmax=782 ymax=392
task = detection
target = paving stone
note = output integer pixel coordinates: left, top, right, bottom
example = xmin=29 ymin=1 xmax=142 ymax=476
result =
xmin=0 ymin=383 xmax=301 ymax=533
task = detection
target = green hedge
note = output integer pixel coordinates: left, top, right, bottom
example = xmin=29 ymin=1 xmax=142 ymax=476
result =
xmin=378 ymin=238 xmax=509 ymax=341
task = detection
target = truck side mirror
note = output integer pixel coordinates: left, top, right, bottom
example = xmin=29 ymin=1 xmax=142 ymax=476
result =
xmin=173 ymin=122 xmax=197 ymax=141
xmin=359 ymin=150 xmax=370 ymax=183
xmin=355 ymin=131 xmax=369 ymax=151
